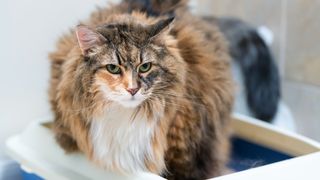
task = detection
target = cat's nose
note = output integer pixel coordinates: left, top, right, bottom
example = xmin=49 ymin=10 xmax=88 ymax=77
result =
xmin=126 ymin=88 xmax=140 ymax=96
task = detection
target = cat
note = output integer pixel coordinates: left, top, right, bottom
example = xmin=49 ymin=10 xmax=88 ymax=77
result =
xmin=49 ymin=0 xmax=234 ymax=179
xmin=204 ymin=17 xmax=295 ymax=131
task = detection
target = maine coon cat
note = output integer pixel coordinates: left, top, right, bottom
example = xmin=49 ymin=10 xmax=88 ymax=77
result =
xmin=49 ymin=0 xmax=233 ymax=179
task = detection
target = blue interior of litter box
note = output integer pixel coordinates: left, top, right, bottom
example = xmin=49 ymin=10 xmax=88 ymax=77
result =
xmin=228 ymin=137 xmax=292 ymax=171
xmin=19 ymin=137 xmax=293 ymax=180
xmin=21 ymin=170 xmax=43 ymax=180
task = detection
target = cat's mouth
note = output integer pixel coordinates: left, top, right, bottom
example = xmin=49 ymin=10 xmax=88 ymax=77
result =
xmin=116 ymin=94 xmax=146 ymax=108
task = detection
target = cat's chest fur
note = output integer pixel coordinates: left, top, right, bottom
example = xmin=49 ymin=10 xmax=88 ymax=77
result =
xmin=90 ymin=104 xmax=157 ymax=173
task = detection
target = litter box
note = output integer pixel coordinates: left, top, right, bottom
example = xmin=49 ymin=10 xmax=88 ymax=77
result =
xmin=6 ymin=113 xmax=320 ymax=180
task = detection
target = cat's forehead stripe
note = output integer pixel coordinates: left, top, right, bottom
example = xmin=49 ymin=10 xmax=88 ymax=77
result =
xmin=99 ymin=23 xmax=151 ymax=48
xmin=115 ymin=45 xmax=145 ymax=65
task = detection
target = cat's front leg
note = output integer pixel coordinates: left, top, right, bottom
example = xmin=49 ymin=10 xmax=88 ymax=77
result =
xmin=53 ymin=121 xmax=79 ymax=153
xmin=164 ymin=113 xmax=228 ymax=180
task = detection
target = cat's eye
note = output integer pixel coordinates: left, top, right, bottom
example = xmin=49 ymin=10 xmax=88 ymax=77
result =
xmin=106 ymin=64 xmax=121 ymax=74
xmin=138 ymin=62 xmax=152 ymax=73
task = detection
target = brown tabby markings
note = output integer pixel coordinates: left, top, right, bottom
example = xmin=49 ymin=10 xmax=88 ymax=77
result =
xmin=49 ymin=1 xmax=233 ymax=179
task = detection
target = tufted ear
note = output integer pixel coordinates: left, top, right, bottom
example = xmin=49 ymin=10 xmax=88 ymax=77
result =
xmin=147 ymin=17 xmax=175 ymax=40
xmin=75 ymin=25 xmax=106 ymax=56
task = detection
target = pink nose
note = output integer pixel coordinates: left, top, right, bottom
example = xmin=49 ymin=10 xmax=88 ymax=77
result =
xmin=126 ymin=88 xmax=140 ymax=96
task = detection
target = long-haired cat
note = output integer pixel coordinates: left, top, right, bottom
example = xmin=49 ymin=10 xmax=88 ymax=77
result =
xmin=49 ymin=0 xmax=233 ymax=179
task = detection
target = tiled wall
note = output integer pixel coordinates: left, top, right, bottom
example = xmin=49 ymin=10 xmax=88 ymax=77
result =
xmin=285 ymin=0 xmax=320 ymax=86
xmin=191 ymin=0 xmax=320 ymax=141
xmin=192 ymin=0 xmax=287 ymax=75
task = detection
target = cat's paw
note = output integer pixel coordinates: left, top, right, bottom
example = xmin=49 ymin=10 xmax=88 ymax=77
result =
xmin=55 ymin=133 xmax=79 ymax=153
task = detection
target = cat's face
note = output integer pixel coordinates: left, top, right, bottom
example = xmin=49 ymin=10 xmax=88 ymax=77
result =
xmin=94 ymin=45 xmax=165 ymax=108
xmin=76 ymin=17 xmax=183 ymax=108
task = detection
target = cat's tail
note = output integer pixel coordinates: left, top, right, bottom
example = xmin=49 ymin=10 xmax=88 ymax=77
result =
xmin=123 ymin=0 xmax=188 ymax=16
xmin=217 ymin=18 xmax=281 ymax=122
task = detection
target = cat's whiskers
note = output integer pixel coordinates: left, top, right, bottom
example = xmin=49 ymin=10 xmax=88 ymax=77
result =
xmin=151 ymin=92 xmax=208 ymax=109
xmin=148 ymin=96 xmax=197 ymax=113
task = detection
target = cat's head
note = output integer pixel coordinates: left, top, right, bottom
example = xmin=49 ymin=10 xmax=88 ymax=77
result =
xmin=75 ymin=15 xmax=185 ymax=109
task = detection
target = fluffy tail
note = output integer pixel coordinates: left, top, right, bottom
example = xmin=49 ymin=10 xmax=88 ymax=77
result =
xmin=217 ymin=18 xmax=281 ymax=122
xmin=123 ymin=0 xmax=188 ymax=16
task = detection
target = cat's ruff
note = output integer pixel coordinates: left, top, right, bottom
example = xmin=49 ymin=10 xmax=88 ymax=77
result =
xmin=90 ymin=104 xmax=160 ymax=173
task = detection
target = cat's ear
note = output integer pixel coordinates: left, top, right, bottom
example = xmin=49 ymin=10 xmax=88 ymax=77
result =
xmin=148 ymin=17 xmax=175 ymax=40
xmin=76 ymin=25 xmax=106 ymax=56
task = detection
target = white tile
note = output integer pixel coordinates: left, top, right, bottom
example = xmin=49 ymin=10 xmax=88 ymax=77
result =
xmin=283 ymin=80 xmax=320 ymax=141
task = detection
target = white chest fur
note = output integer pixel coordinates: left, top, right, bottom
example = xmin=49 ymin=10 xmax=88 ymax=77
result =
xmin=90 ymin=104 xmax=156 ymax=173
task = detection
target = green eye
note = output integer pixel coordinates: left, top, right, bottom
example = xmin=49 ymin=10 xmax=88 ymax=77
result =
xmin=139 ymin=62 xmax=152 ymax=73
xmin=106 ymin=64 xmax=121 ymax=74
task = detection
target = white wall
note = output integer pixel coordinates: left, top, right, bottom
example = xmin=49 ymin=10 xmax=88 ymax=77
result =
xmin=0 ymin=0 xmax=120 ymax=160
